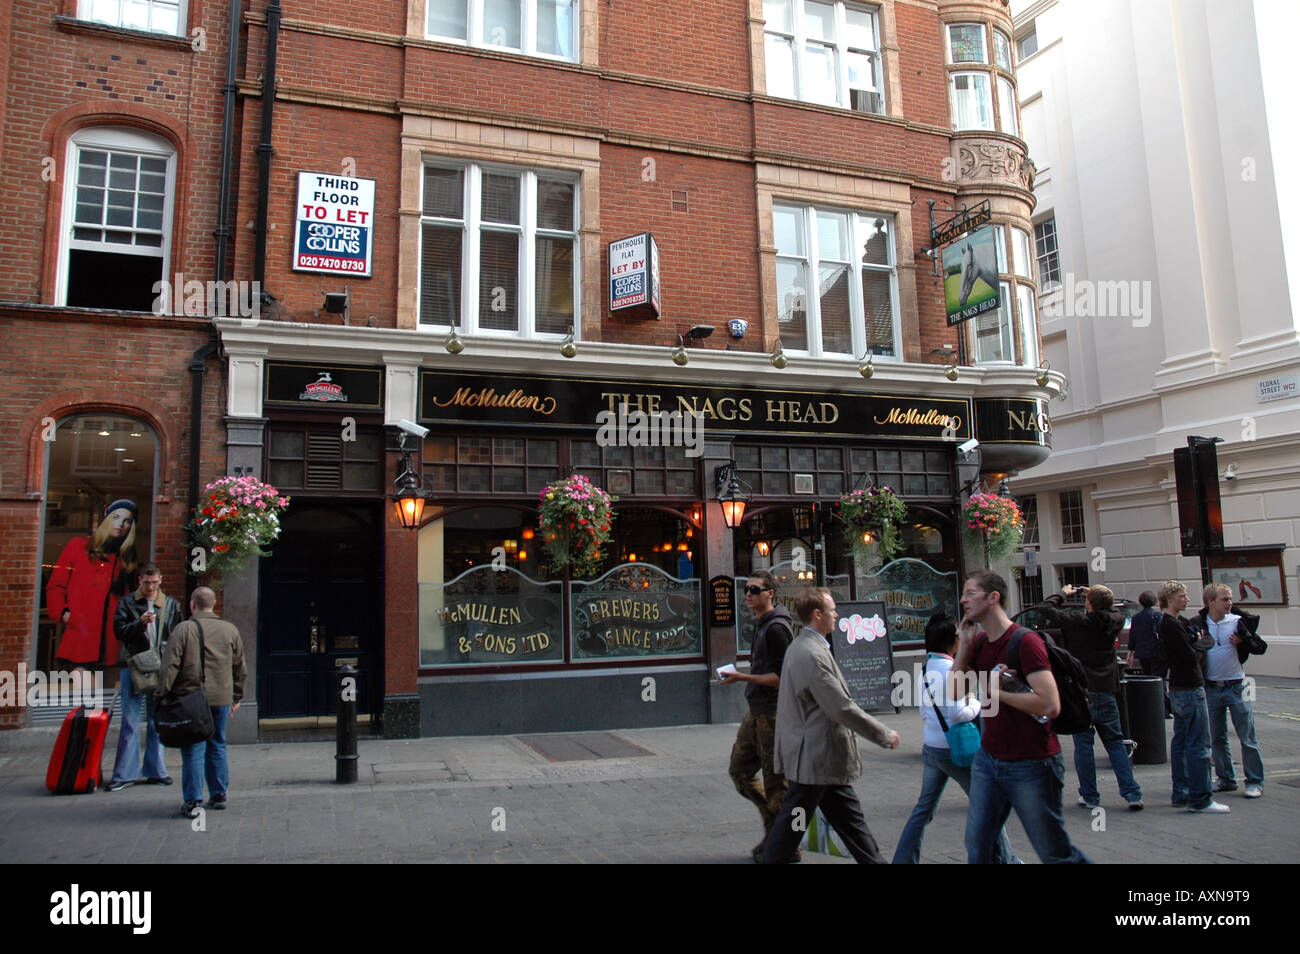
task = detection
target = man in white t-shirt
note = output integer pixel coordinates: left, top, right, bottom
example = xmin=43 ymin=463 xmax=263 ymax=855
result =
xmin=1195 ymin=584 xmax=1267 ymax=799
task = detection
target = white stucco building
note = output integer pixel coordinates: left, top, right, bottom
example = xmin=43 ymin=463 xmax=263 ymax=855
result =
xmin=1008 ymin=0 xmax=1299 ymax=674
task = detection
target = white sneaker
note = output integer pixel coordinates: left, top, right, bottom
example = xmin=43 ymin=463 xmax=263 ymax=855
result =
xmin=1187 ymin=801 xmax=1231 ymax=814
xmin=1244 ymin=785 xmax=1263 ymax=799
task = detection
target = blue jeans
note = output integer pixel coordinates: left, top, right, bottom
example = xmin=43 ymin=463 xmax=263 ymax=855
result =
xmin=1170 ymin=687 xmax=1213 ymax=808
xmin=1072 ymin=690 xmax=1142 ymax=804
xmin=1206 ymin=682 xmax=1264 ymax=786
xmin=893 ymin=744 xmax=1017 ymax=864
xmin=110 ymin=667 xmax=167 ymax=784
xmin=966 ymin=748 xmax=1091 ymax=864
xmin=181 ymin=705 xmax=229 ymax=804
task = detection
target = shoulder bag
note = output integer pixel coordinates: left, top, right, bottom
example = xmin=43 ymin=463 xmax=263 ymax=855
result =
xmin=156 ymin=621 xmax=215 ymax=747
xmin=924 ymin=657 xmax=981 ymax=767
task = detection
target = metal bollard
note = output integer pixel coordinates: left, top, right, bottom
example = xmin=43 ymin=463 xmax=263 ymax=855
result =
xmin=335 ymin=664 xmax=358 ymax=784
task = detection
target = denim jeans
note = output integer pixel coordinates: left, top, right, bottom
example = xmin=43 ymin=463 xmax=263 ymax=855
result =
xmin=966 ymin=748 xmax=1091 ymax=864
xmin=1206 ymin=682 xmax=1264 ymax=786
xmin=1169 ymin=687 xmax=1213 ymax=808
xmin=110 ymin=667 xmax=168 ymax=784
xmin=181 ymin=705 xmax=230 ymax=804
xmin=1072 ymin=690 xmax=1142 ymax=805
xmin=892 ymin=744 xmax=1017 ymax=864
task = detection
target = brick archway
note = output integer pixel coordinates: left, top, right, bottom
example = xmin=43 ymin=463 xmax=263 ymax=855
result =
xmin=22 ymin=392 xmax=183 ymax=498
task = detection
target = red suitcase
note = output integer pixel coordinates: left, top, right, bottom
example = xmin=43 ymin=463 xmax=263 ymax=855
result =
xmin=46 ymin=694 xmax=114 ymax=795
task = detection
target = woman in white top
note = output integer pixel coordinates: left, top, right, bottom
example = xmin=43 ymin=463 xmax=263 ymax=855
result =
xmin=892 ymin=614 xmax=1018 ymax=864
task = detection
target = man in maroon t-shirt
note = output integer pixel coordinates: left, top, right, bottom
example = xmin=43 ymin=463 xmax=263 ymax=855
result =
xmin=950 ymin=570 xmax=1090 ymax=864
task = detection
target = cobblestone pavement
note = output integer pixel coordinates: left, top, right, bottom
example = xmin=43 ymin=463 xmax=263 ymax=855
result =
xmin=2 ymin=677 xmax=1297 ymax=864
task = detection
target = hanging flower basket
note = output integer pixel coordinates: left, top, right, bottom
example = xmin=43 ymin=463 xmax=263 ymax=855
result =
xmin=186 ymin=475 xmax=290 ymax=581
xmin=840 ymin=486 xmax=907 ymax=563
xmin=962 ymin=493 xmax=1024 ymax=567
xmin=538 ymin=475 xmax=616 ymax=578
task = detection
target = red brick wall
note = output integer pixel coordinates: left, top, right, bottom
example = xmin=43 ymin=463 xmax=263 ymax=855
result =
xmin=0 ymin=308 xmax=226 ymax=718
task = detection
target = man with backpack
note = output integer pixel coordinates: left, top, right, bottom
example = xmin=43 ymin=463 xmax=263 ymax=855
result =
xmin=724 ymin=570 xmax=797 ymax=862
xmin=1042 ymin=584 xmax=1143 ymax=810
xmin=950 ymin=570 xmax=1091 ymax=864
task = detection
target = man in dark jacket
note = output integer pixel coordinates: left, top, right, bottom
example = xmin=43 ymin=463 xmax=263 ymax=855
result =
xmin=1042 ymin=584 xmax=1143 ymax=810
xmin=1159 ymin=580 xmax=1229 ymax=814
xmin=107 ymin=563 xmax=183 ymax=791
xmin=724 ymin=569 xmax=796 ymax=861
xmin=1197 ymin=584 xmax=1267 ymax=798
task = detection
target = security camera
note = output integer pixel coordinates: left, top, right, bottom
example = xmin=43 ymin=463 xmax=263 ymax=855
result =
xmin=397 ymin=419 xmax=429 ymax=439
xmin=957 ymin=438 xmax=979 ymax=458
xmin=1223 ymin=463 xmax=1238 ymax=481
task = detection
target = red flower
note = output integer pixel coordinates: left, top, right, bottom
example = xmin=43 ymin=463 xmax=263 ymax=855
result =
xmin=213 ymin=544 xmax=230 ymax=552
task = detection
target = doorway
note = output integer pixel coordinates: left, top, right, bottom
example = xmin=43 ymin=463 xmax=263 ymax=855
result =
xmin=258 ymin=502 xmax=382 ymax=719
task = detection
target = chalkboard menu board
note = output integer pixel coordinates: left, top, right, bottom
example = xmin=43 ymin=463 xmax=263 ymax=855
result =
xmin=709 ymin=576 xmax=735 ymax=628
xmin=829 ymin=601 xmax=897 ymax=713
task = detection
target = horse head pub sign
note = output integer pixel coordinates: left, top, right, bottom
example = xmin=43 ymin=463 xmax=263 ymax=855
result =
xmin=418 ymin=370 xmax=973 ymax=442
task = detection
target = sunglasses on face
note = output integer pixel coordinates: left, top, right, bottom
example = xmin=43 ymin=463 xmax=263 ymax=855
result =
xmin=744 ymin=585 xmax=771 ymax=596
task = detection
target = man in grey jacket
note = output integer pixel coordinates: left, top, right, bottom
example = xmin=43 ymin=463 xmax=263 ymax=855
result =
xmin=761 ymin=588 xmax=900 ymax=864
xmin=159 ymin=586 xmax=246 ymax=819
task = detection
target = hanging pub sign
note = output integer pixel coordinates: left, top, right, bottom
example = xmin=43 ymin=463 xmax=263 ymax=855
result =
xmin=608 ymin=232 xmax=660 ymax=316
xmin=942 ymin=225 xmax=1001 ymax=326
xmin=419 ymin=369 xmax=973 ymax=442
xmin=264 ymin=361 xmax=383 ymax=410
xmin=930 ymin=199 xmax=992 ymax=249
xmin=293 ymin=172 xmax=376 ymax=276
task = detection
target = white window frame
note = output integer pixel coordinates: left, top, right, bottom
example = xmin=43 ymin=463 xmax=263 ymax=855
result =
xmin=425 ymin=0 xmax=579 ymax=62
xmin=945 ymin=22 xmax=988 ymax=64
xmin=1059 ymin=490 xmax=1086 ymax=547
xmin=763 ymin=1 xmax=885 ymax=115
xmin=55 ymin=126 xmax=176 ymax=308
xmin=949 ymin=71 xmax=994 ymax=131
xmin=79 ymin=0 xmax=187 ymax=36
xmin=971 ymin=226 xmax=1037 ymax=367
xmin=418 ymin=161 xmax=579 ymax=339
xmin=1016 ymin=21 xmax=1039 ymax=62
xmin=1034 ymin=216 xmax=1062 ymax=291
xmin=773 ymin=203 xmax=901 ymax=360
xmin=997 ymin=75 xmax=1019 ymax=135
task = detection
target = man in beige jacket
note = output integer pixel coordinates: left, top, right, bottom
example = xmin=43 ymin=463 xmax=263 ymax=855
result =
xmin=761 ymin=588 xmax=900 ymax=863
xmin=159 ymin=586 xmax=246 ymax=818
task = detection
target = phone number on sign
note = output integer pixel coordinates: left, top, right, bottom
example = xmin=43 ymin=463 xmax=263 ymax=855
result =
xmin=297 ymin=256 xmax=367 ymax=272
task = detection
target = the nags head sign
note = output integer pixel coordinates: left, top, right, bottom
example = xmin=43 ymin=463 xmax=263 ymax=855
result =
xmin=294 ymin=172 xmax=375 ymax=276
xmin=608 ymin=232 xmax=660 ymax=315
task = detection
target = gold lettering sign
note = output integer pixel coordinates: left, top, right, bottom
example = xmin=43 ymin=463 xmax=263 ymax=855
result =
xmin=872 ymin=407 xmax=961 ymax=430
xmin=431 ymin=386 xmax=558 ymax=416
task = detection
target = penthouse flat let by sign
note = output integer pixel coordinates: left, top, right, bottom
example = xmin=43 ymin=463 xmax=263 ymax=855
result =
xmin=609 ymin=233 xmax=660 ymax=315
xmin=294 ymin=172 xmax=376 ymax=277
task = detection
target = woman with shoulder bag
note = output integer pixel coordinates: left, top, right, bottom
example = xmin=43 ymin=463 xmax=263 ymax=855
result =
xmin=893 ymin=614 xmax=1019 ymax=864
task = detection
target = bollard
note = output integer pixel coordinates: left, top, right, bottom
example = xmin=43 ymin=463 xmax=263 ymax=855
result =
xmin=335 ymin=663 xmax=358 ymax=784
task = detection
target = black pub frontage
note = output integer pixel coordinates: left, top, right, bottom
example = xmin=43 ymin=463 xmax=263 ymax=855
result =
xmin=217 ymin=326 xmax=1051 ymax=738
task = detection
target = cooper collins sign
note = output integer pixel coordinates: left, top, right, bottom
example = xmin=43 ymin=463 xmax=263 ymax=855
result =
xmin=294 ymin=172 xmax=376 ymax=276
xmin=609 ymin=232 xmax=660 ymax=316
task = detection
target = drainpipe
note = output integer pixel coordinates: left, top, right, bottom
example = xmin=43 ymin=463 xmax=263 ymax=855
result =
xmin=213 ymin=0 xmax=242 ymax=281
xmin=186 ymin=332 xmax=221 ymax=601
xmin=252 ymin=0 xmax=280 ymax=290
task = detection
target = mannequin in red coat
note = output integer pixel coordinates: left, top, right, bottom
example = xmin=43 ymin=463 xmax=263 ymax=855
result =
xmin=46 ymin=499 xmax=139 ymax=669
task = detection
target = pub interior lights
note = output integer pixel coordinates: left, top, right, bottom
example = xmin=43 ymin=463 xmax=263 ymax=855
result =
xmin=392 ymin=442 xmax=432 ymax=530
xmin=671 ymin=333 xmax=689 ymax=366
xmin=858 ymin=353 xmax=875 ymax=379
xmin=560 ymin=324 xmax=577 ymax=359
xmin=771 ymin=339 xmax=788 ymax=370
xmin=1035 ymin=358 xmax=1051 ymax=388
xmin=756 ymin=540 xmax=771 ymax=557
xmin=714 ymin=460 xmax=752 ymax=529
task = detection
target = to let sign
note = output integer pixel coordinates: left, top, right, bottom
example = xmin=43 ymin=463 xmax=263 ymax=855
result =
xmin=609 ymin=232 xmax=660 ymax=316
xmin=294 ymin=172 xmax=376 ymax=277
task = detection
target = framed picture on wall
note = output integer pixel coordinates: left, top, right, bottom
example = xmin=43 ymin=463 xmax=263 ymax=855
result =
xmin=1207 ymin=546 xmax=1287 ymax=607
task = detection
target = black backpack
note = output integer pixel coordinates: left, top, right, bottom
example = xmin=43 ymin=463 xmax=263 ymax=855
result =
xmin=1007 ymin=625 xmax=1092 ymax=736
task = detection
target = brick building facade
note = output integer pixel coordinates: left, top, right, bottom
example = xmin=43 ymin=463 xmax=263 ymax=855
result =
xmin=2 ymin=0 xmax=1052 ymax=739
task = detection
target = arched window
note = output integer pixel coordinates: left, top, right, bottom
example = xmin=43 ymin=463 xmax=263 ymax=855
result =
xmin=38 ymin=413 xmax=158 ymax=690
xmin=56 ymin=126 xmax=176 ymax=311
